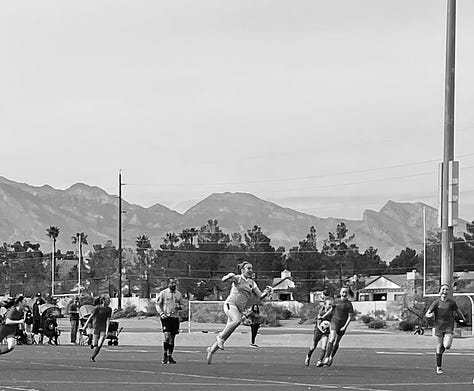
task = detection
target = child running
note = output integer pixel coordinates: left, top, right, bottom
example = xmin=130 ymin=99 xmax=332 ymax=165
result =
xmin=425 ymin=284 xmax=466 ymax=374
xmin=206 ymin=260 xmax=272 ymax=364
xmin=322 ymin=286 xmax=353 ymax=367
xmin=0 ymin=295 xmax=25 ymax=356
xmin=82 ymin=294 xmax=112 ymax=362
xmin=305 ymin=297 xmax=333 ymax=367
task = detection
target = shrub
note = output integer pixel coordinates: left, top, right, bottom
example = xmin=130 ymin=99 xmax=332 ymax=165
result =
xmin=398 ymin=320 xmax=415 ymax=331
xmin=113 ymin=304 xmax=138 ymax=319
xmin=298 ymin=303 xmax=321 ymax=325
xmin=360 ymin=315 xmax=374 ymax=324
xmin=368 ymin=319 xmax=385 ymax=329
xmin=373 ymin=310 xmax=386 ymax=319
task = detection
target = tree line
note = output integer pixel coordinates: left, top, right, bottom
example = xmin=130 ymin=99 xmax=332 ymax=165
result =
xmin=1 ymin=220 xmax=474 ymax=301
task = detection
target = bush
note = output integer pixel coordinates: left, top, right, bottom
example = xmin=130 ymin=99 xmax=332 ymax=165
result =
xmin=137 ymin=302 xmax=159 ymax=318
xmin=368 ymin=319 xmax=385 ymax=329
xmin=360 ymin=315 xmax=374 ymax=324
xmin=113 ymin=304 xmax=138 ymax=319
xmin=398 ymin=320 xmax=415 ymax=331
xmin=373 ymin=310 xmax=386 ymax=319
xmin=298 ymin=303 xmax=321 ymax=325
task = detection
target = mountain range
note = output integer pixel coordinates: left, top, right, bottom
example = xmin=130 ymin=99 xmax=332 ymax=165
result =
xmin=0 ymin=176 xmax=468 ymax=262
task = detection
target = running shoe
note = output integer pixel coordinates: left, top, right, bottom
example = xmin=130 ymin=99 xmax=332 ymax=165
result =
xmin=167 ymin=356 xmax=177 ymax=364
xmin=304 ymin=356 xmax=310 ymax=366
xmin=206 ymin=347 xmax=213 ymax=364
xmin=216 ymin=336 xmax=225 ymax=350
xmin=436 ymin=367 xmax=443 ymax=374
xmin=90 ymin=357 xmax=95 ymax=362
xmin=323 ymin=357 xmax=333 ymax=367
xmin=316 ymin=360 xmax=324 ymax=367
xmin=162 ymin=354 xmax=168 ymax=365
xmin=250 ymin=344 xmax=259 ymax=348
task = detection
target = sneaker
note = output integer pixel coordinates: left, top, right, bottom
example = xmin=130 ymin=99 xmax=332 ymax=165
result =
xmin=90 ymin=357 xmax=95 ymax=362
xmin=161 ymin=354 xmax=168 ymax=365
xmin=250 ymin=344 xmax=259 ymax=348
xmin=216 ymin=337 xmax=225 ymax=350
xmin=206 ymin=347 xmax=213 ymax=364
xmin=436 ymin=367 xmax=443 ymax=374
xmin=323 ymin=357 xmax=332 ymax=367
xmin=70 ymin=342 xmax=76 ymax=345
xmin=316 ymin=360 xmax=323 ymax=367
xmin=167 ymin=356 xmax=177 ymax=364
xmin=304 ymin=356 xmax=310 ymax=366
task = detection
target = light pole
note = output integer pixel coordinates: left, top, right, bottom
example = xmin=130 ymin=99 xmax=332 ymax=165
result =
xmin=440 ymin=0 xmax=457 ymax=292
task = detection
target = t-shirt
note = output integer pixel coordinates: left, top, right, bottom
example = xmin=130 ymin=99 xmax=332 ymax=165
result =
xmin=1 ymin=306 xmax=24 ymax=336
xmin=91 ymin=306 xmax=112 ymax=332
xmin=157 ymin=288 xmax=183 ymax=318
xmin=330 ymin=299 xmax=354 ymax=330
xmin=428 ymin=298 xmax=458 ymax=333
xmin=225 ymin=276 xmax=263 ymax=312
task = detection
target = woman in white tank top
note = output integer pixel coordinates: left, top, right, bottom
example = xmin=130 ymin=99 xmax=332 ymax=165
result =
xmin=206 ymin=261 xmax=272 ymax=364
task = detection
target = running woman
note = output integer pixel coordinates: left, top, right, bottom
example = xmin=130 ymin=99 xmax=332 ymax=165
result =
xmin=0 ymin=295 xmax=25 ymax=356
xmin=82 ymin=294 xmax=112 ymax=362
xmin=206 ymin=261 xmax=272 ymax=364
xmin=322 ymin=287 xmax=353 ymax=366
xmin=425 ymin=284 xmax=466 ymax=374
xmin=156 ymin=278 xmax=183 ymax=364
xmin=305 ymin=298 xmax=333 ymax=367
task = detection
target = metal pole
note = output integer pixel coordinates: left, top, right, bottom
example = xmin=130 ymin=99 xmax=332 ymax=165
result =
xmin=78 ymin=238 xmax=82 ymax=295
xmin=118 ymin=170 xmax=123 ymax=310
xmin=440 ymin=0 xmax=456 ymax=292
xmin=51 ymin=240 xmax=55 ymax=297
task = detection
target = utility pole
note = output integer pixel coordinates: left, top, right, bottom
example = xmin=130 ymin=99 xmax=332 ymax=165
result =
xmin=440 ymin=0 xmax=457 ymax=292
xmin=118 ymin=170 xmax=123 ymax=310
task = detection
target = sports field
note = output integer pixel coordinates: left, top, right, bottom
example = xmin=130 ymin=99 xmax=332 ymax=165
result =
xmin=1 ymin=319 xmax=473 ymax=391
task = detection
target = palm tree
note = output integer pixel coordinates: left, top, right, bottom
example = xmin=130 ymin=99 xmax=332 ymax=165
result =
xmin=72 ymin=232 xmax=88 ymax=294
xmin=46 ymin=226 xmax=60 ymax=296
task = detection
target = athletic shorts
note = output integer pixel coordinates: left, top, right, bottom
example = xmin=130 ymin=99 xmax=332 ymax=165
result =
xmin=434 ymin=328 xmax=453 ymax=337
xmin=313 ymin=328 xmax=329 ymax=342
xmin=161 ymin=317 xmax=180 ymax=335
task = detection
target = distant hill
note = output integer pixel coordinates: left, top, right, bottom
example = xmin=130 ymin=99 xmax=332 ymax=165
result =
xmin=0 ymin=176 xmax=468 ymax=262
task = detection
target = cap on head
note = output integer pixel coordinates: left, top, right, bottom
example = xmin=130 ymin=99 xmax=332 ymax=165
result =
xmin=36 ymin=292 xmax=42 ymax=297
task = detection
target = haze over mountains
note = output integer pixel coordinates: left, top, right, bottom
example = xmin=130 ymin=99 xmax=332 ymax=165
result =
xmin=0 ymin=176 xmax=468 ymax=262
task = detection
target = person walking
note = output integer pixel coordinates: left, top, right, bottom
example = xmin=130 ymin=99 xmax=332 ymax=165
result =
xmin=425 ymin=284 xmax=466 ymax=374
xmin=247 ymin=304 xmax=263 ymax=348
xmin=156 ymin=278 xmax=183 ymax=365
xmin=82 ymin=294 xmax=112 ymax=362
xmin=0 ymin=295 xmax=26 ymax=356
xmin=69 ymin=297 xmax=80 ymax=344
xmin=206 ymin=260 xmax=272 ymax=364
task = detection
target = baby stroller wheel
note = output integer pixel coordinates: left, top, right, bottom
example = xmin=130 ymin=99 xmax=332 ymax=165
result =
xmin=113 ymin=340 xmax=118 ymax=346
xmin=107 ymin=340 xmax=112 ymax=346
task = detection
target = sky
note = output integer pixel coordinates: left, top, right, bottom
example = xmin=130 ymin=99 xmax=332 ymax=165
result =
xmin=1 ymin=0 xmax=474 ymax=221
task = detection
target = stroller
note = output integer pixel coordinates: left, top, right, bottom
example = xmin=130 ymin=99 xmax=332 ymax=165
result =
xmin=106 ymin=321 xmax=123 ymax=346
xmin=78 ymin=305 xmax=95 ymax=346
xmin=39 ymin=304 xmax=61 ymax=345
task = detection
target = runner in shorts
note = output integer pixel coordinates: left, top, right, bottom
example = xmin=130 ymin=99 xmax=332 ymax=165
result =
xmin=322 ymin=287 xmax=353 ymax=367
xmin=305 ymin=298 xmax=333 ymax=367
xmin=156 ymin=278 xmax=183 ymax=364
xmin=206 ymin=260 xmax=272 ymax=364
xmin=425 ymin=284 xmax=466 ymax=374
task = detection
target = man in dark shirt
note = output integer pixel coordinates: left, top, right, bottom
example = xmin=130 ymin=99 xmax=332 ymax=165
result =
xmin=69 ymin=297 xmax=80 ymax=344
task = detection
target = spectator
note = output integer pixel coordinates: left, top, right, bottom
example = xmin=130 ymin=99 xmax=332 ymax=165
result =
xmin=69 ymin=297 xmax=80 ymax=344
xmin=32 ymin=293 xmax=45 ymax=344
xmin=246 ymin=304 xmax=263 ymax=348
